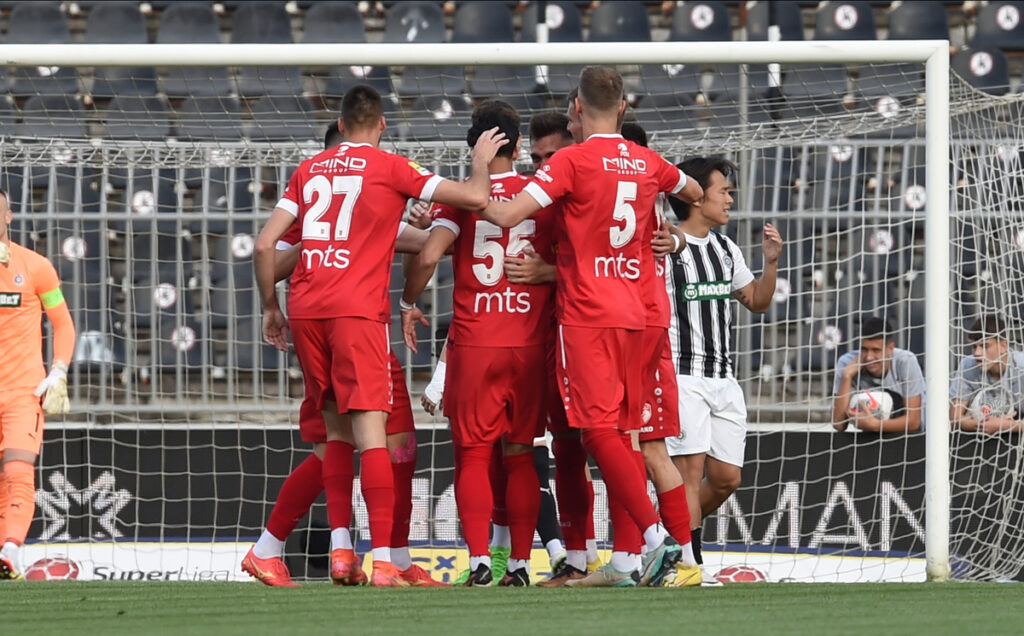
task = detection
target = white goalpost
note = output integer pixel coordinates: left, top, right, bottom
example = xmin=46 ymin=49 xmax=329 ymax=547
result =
xmin=3 ymin=38 xmax=989 ymax=583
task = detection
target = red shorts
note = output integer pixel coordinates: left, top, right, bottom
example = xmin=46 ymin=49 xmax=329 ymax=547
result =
xmin=444 ymin=342 xmax=546 ymax=447
xmin=544 ymin=340 xmax=572 ymax=434
xmin=0 ymin=389 xmax=45 ymax=455
xmin=639 ymin=330 xmax=681 ymax=442
xmin=299 ymin=350 xmax=413 ymax=443
xmin=555 ymin=325 xmax=644 ymax=431
xmin=291 ymin=317 xmax=392 ymax=416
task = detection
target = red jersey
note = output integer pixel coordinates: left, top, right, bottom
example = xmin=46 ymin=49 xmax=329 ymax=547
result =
xmin=643 ymin=194 xmax=672 ymax=329
xmin=277 ymin=220 xmax=409 ymax=250
xmin=523 ymin=134 xmax=688 ymax=330
xmin=276 ymin=142 xmax=442 ymax=322
xmin=432 ymin=171 xmax=556 ymax=347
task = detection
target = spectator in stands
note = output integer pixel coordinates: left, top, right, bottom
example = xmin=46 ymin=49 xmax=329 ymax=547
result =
xmin=832 ymin=316 xmax=926 ymax=433
xmin=950 ymin=315 xmax=1024 ymax=434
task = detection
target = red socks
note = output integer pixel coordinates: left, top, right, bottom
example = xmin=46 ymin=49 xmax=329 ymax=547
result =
xmin=267 ymin=454 xmax=324 ymax=540
xmin=582 ymin=428 xmax=660 ymax=534
xmin=503 ymin=451 xmax=540 ymax=561
xmin=456 ymin=444 xmax=493 ymax=557
xmin=489 ymin=444 xmax=508 ymax=528
xmin=553 ymin=436 xmax=589 ymax=551
xmin=322 ymin=441 xmax=355 ymax=532
xmin=390 ymin=459 xmax=416 ymax=549
xmin=657 ymin=484 xmax=693 ymax=546
xmin=359 ymin=447 xmax=394 ymax=550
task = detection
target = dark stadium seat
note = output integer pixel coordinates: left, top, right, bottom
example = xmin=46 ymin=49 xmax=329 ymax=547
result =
xmin=385 ymin=1 xmax=465 ymax=99
xmin=190 ymin=168 xmax=258 ymax=236
xmin=0 ymin=95 xmax=15 ymax=138
xmin=521 ymin=1 xmax=584 ymax=95
xmin=588 ymin=1 xmax=651 ymax=42
xmin=103 ymin=95 xmax=171 ymax=140
xmin=971 ymin=1 xmax=1024 ymax=51
xmin=455 ymin=2 xmax=536 ymax=96
xmin=805 ymin=144 xmax=868 ymax=217
xmin=128 ymin=231 xmax=196 ymax=330
xmin=814 ymin=1 xmax=877 ymax=40
xmin=209 ymin=232 xmax=259 ymax=328
xmin=303 ymin=2 xmax=394 ymax=98
xmin=249 ymin=95 xmax=319 ymax=142
xmin=85 ymin=1 xmax=157 ymax=98
xmin=150 ymin=316 xmax=206 ymax=371
xmin=632 ymin=93 xmax=697 ymax=134
xmin=402 ymin=95 xmax=472 ymax=141
xmin=6 ymin=2 xmax=79 ymax=96
xmin=746 ymin=0 xmax=804 ymax=41
xmin=951 ymin=47 xmax=1011 ymax=96
xmin=779 ymin=63 xmax=850 ymax=118
xmin=233 ymin=316 xmax=287 ymax=371
xmin=637 ymin=64 xmax=703 ymax=104
xmin=157 ymin=3 xmax=232 ymax=98
xmin=17 ymin=95 xmax=87 ymax=139
xmin=887 ymin=1 xmax=950 ymax=41
xmin=792 ymin=318 xmax=846 ymax=375
xmin=669 ymin=0 xmax=731 ymax=41
xmin=747 ymin=146 xmax=797 ymax=214
xmin=231 ymin=2 xmax=304 ymax=98
xmin=108 ymin=170 xmax=181 ymax=234
xmin=176 ymin=96 xmax=244 ymax=141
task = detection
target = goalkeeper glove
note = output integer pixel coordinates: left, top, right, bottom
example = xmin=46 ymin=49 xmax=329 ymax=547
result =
xmin=34 ymin=361 xmax=70 ymax=415
xmin=0 ymin=241 xmax=9 ymax=265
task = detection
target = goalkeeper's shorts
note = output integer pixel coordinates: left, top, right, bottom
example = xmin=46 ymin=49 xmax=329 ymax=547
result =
xmin=0 ymin=389 xmax=45 ymax=455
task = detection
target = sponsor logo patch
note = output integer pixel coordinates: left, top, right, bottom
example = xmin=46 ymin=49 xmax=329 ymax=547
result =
xmin=681 ymin=280 xmax=732 ymax=301
xmin=0 ymin=292 xmax=22 ymax=307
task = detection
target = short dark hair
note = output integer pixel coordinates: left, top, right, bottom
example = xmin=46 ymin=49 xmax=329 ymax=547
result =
xmin=324 ymin=121 xmax=343 ymax=149
xmin=968 ymin=315 xmax=1007 ymax=343
xmin=620 ymin=122 xmax=647 ymax=147
xmin=860 ymin=316 xmax=893 ymax=343
xmin=566 ymin=87 xmax=579 ymax=104
xmin=578 ymin=66 xmax=623 ymax=113
xmin=528 ymin=111 xmax=571 ymax=143
xmin=341 ymin=84 xmax=383 ymax=130
xmin=466 ymin=99 xmax=520 ymax=159
xmin=668 ymin=156 xmax=738 ymax=220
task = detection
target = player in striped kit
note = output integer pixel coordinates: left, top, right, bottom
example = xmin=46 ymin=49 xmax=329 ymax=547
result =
xmin=663 ymin=157 xmax=782 ymax=583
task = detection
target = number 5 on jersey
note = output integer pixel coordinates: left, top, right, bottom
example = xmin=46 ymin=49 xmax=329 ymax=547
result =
xmin=301 ymin=175 xmax=363 ymax=241
xmin=472 ymin=219 xmax=536 ymax=286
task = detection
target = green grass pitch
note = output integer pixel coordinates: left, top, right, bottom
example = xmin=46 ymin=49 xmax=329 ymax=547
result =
xmin=0 ymin=582 xmax=1019 ymax=635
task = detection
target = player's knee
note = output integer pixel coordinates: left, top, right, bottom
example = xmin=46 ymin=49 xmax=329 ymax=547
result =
xmin=387 ymin=433 xmax=417 ymax=463
xmin=711 ymin=470 xmax=741 ymax=495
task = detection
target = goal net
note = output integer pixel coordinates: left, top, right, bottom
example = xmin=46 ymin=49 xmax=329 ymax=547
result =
xmin=6 ymin=39 xmax=1018 ymax=583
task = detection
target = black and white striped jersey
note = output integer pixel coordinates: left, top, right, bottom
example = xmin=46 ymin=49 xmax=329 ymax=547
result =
xmin=665 ymin=231 xmax=754 ymax=378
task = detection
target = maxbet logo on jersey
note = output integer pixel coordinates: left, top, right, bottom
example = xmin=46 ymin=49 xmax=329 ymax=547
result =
xmin=682 ymin=281 xmax=732 ymax=301
xmin=0 ymin=292 xmax=22 ymax=307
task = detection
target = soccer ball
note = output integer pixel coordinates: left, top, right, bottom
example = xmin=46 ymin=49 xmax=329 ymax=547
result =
xmin=849 ymin=390 xmax=894 ymax=421
xmin=715 ymin=565 xmax=767 ymax=583
xmin=24 ymin=556 xmax=81 ymax=580
xmin=968 ymin=385 xmax=1017 ymax=422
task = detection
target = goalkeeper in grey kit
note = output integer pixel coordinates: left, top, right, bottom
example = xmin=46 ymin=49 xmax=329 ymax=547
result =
xmin=950 ymin=315 xmax=1024 ymax=434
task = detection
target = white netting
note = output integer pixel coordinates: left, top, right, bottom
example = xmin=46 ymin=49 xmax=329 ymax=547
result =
xmin=3 ymin=34 xmax=1014 ymax=582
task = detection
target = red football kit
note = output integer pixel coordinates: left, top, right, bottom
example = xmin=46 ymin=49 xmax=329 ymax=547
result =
xmin=277 ymin=142 xmax=442 ymax=414
xmin=431 ymin=171 xmax=556 ymax=446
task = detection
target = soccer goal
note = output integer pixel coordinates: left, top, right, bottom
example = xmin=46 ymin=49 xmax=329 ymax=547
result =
xmin=6 ymin=36 xmax=1023 ymax=584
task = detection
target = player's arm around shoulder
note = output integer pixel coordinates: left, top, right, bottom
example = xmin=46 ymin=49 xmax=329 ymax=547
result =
xmin=733 ymin=223 xmax=783 ymax=314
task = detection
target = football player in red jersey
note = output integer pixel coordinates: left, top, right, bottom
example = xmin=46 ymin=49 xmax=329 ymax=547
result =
xmin=255 ymin=85 xmax=506 ymax=587
xmin=471 ymin=67 xmax=703 ymax=587
xmin=401 ymin=101 xmax=556 ymax=586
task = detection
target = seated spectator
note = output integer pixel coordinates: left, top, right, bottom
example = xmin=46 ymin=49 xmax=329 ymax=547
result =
xmin=950 ymin=315 xmax=1024 ymax=434
xmin=832 ymin=316 xmax=925 ymax=433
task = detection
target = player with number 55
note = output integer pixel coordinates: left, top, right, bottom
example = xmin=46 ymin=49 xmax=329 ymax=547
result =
xmin=0 ymin=188 xmax=76 ymax=580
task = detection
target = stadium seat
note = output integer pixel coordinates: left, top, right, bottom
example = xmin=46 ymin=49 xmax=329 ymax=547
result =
xmin=303 ymin=2 xmax=394 ymax=98
xmin=521 ymin=1 xmax=584 ymax=96
xmin=779 ymin=63 xmax=850 ymax=118
xmin=887 ymin=1 xmax=950 ymax=41
xmin=588 ymin=1 xmax=651 ymax=42
xmin=103 ymin=95 xmax=171 ymax=140
xmin=0 ymin=95 xmax=16 ymax=138
xmin=109 ymin=169 xmax=181 ymax=234
xmin=791 ymin=317 xmax=846 ymax=375
xmin=6 ymin=2 xmax=79 ymax=96
xmin=176 ymin=96 xmax=244 ymax=141
xmin=385 ymin=1 xmax=465 ymax=99
xmin=157 ymin=3 xmax=232 ymax=98
xmin=455 ymin=2 xmax=536 ymax=96
xmin=971 ymin=1 xmax=1024 ymax=51
xmin=805 ymin=144 xmax=869 ymax=218
xmin=746 ymin=146 xmax=797 ymax=214
xmin=632 ymin=93 xmax=697 ymax=134
xmin=231 ymin=2 xmax=305 ymax=98
xmin=85 ymin=1 xmax=157 ymax=98
xmin=209 ymin=232 xmax=259 ymax=329
xmin=249 ymin=95 xmax=319 ymax=142
xmin=128 ymin=230 xmax=196 ymax=330
xmin=191 ymin=168 xmax=257 ymax=237
xmin=233 ymin=316 xmax=287 ymax=371
xmin=814 ymin=1 xmax=877 ymax=40
xmin=149 ymin=316 xmax=206 ymax=372
xmin=17 ymin=95 xmax=87 ymax=140
xmin=951 ymin=47 xmax=1011 ymax=96
xmin=746 ymin=0 xmax=804 ymax=41
xmin=402 ymin=94 xmax=472 ymax=141
xmin=669 ymin=0 xmax=731 ymax=41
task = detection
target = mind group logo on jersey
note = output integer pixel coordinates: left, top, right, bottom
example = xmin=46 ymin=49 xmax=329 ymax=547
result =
xmin=682 ymin=281 xmax=731 ymax=301
xmin=602 ymin=156 xmax=647 ymax=175
xmin=310 ymin=156 xmax=367 ymax=174
xmin=0 ymin=292 xmax=22 ymax=307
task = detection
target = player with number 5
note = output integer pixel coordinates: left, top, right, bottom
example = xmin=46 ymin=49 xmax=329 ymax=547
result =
xmin=254 ymin=85 xmax=507 ymax=586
